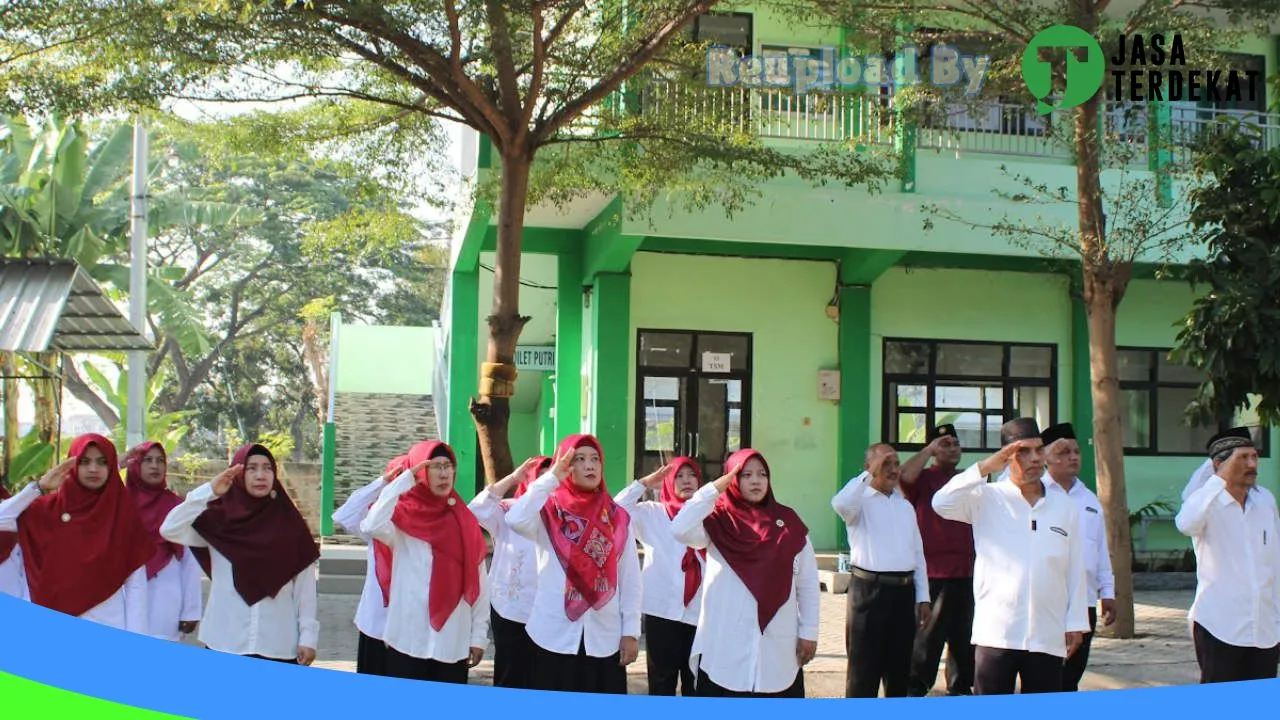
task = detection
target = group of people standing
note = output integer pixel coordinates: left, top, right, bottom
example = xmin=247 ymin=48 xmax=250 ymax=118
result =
xmin=1 ymin=416 xmax=1276 ymax=696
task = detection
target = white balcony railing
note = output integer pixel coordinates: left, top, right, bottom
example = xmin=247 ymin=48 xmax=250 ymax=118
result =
xmin=637 ymin=81 xmax=1280 ymax=164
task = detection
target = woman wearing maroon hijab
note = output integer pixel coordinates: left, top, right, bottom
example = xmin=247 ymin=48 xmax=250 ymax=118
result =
xmin=468 ymin=455 xmax=550 ymax=689
xmin=613 ymin=457 xmax=706 ymax=696
xmin=161 ymin=443 xmax=320 ymax=664
xmin=0 ymin=434 xmax=153 ymax=632
xmin=671 ymin=448 xmax=820 ymax=698
xmin=505 ymin=434 xmax=642 ymax=694
xmin=124 ymin=441 xmax=205 ymax=642
xmin=360 ymin=440 xmax=490 ymax=684
xmin=0 ymin=480 xmax=29 ymax=600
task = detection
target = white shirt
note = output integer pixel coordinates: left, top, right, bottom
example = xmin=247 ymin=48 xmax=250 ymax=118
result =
xmin=1043 ymin=474 xmax=1116 ymax=603
xmin=144 ymin=549 xmax=204 ymax=641
xmin=614 ymin=481 xmax=705 ymax=625
xmin=331 ymin=475 xmax=390 ymax=640
xmin=0 ymin=483 xmax=149 ymax=633
xmin=468 ymin=487 xmax=538 ymax=624
xmin=0 ymin=543 xmax=28 ymax=600
xmin=1176 ymin=474 xmax=1280 ymax=649
xmin=160 ymin=482 xmax=320 ymax=659
xmin=671 ymin=483 xmax=821 ymax=694
xmin=360 ymin=471 xmax=491 ymax=662
xmin=932 ymin=465 xmax=1090 ymax=657
xmin=1182 ymin=459 xmax=1215 ymax=501
xmin=505 ymin=470 xmax=642 ymax=658
xmin=832 ymin=472 xmax=930 ymax=604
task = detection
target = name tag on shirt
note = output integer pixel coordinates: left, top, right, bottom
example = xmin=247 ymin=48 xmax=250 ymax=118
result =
xmin=1085 ymin=507 xmax=1099 ymax=514
xmin=1050 ymin=526 xmax=1069 ymax=537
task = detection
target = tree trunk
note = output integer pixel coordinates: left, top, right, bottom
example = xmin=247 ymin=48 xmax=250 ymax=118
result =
xmin=1076 ymin=88 xmax=1137 ymax=639
xmin=470 ymin=148 xmax=533 ymax=486
xmin=60 ymin=357 xmax=121 ymax=429
xmin=2 ymin=352 xmax=18 ymax=478
xmin=30 ymin=352 xmax=59 ymax=444
xmin=300 ymin=320 xmax=329 ymax=430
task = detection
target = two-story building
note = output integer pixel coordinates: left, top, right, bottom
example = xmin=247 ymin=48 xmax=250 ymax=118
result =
xmin=430 ymin=5 xmax=1280 ymax=555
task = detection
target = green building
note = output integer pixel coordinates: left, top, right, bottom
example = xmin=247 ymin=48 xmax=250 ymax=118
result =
xmin=337 ymin=7 xmax=1280 ymax=556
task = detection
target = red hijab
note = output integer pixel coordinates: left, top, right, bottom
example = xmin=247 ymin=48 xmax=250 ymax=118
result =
xmin=370 ymin=454 xmax=409 ymax=606
xmin=192 ymin=443 xmax=320 ymax=606
xmin=17 ymin=434 xmax=154 ymax=617
xmin=124 ymin=441 xmax=190 ymax=579
xmin=540 ymin=434 xmax=631 ymax=621
xmin=501 ymin=455 xmax=551 ymax=510
xmin=374 ymin=441 xmax=486 ymax=631
xmin=660 ymin=456 xmax=706 ymax=607
xmin=703 ymin=448 xmax=808 ymax=632
xmin=0 ymin=483 xmax=16 ymax=565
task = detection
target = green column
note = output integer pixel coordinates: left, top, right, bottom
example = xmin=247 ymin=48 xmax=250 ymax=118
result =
xmin=1071 ymin=286 xmax=1098 ymax=492
xmin=591 ymin=271 xmax=631 ymax=493
xmin=893 ymin=20 xmax=917 ymax=193
xmin=836 ymin=285 xmax=873 ymax=552
xmin=320 ymin=422 xmax=335 ymax=536
xmin=1148 ymin=101 xmax=1173 ymax=208
xmin=448 ymin=270 xmax=481 ymax=500
xmin=556 ymin=250 xmax=583 ymax=442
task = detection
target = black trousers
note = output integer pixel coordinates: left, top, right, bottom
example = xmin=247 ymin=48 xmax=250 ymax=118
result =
xmin=1061 ymin=607 xmax=1097 ymax=692
xmin=643 ymin=614 xmax=697 ymax=696
xmin=908 ymin=577 xmax=975 ymax=696
xmin=973 ymin=646 xmax=1063 ymax=695
xmin=245 ymin=654 xmax=298 ymax=664
xmin=845 ymin=573 xmax=917 ymax=698
xmin=356 ymin=632 xmax=389 ymax=676
xmin=491 ymin=609 xmax=537 ymax=689
xmin=385 ymin=645 xmax=469 ymax=684
xmin=528 ymin=638 xmax=628 ymax=694
xmin=1193 ymin=622 xmax=1280 ymax=683
xmin=695 ymin=669 xmax=805 ymax=698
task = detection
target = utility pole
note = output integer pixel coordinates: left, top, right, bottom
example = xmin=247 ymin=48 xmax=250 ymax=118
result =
xmin=126 ymin=117 xmax=149 ymax=448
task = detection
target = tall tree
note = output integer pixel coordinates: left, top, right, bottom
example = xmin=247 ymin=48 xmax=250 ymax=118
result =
xmin=793 ymin=0 xmax=1278 ymax=638
xmin=16 ymin=0 xmax=898 ymax=483
xmin=1171 ymin=120 xmax=1280 ymax=427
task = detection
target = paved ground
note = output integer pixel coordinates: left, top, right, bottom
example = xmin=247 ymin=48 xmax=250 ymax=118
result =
xmin=211 ymin=588 xmax=1197 ymax=696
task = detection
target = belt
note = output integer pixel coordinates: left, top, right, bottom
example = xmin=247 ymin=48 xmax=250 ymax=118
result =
xmin=849 ymin=566 xmax=914 ymax=586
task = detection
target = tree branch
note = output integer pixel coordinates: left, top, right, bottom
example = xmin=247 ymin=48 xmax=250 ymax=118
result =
xmin=59 ymin=356 xmax=120 ymax=429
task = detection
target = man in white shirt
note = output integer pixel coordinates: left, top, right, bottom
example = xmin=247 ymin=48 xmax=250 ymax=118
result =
xmin=932 ymin=417 xmax=1089 ymax=695
xmin=1176 ymin=427 xmax=1280 ymax=683
xmin=1039 ymin=422 xmax=1116 ymax=692
xmin=832 ymin=443 xmax=931 ymax=698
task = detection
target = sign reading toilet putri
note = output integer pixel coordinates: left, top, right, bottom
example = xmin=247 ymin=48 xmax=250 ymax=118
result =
xmin=514 ymin=346 xmax=556 ymax=372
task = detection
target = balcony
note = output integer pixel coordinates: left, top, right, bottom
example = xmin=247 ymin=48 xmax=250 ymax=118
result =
xmin=637 ymin=81 xmax=1280 ymax=166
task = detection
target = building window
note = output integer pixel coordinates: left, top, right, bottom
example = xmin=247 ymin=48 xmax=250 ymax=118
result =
xmin=690 ymin=11 xmax=753 ymax=58
xmin=1117 ymin=347 xmax=1268 ymax=456
xmin=883 ymin=339 xmax=1056 ymax=451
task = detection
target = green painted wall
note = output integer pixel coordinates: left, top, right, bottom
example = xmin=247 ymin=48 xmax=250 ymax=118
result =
xmin=335 ymin=324 xmax=436 ymax=394
xmin=630 ymin=252 xmax=841 ymax=549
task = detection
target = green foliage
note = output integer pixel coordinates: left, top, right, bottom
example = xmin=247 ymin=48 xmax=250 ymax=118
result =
xmin=78 ymin=358 xmax=194 ymax=450
xmin=1171 ymin=119 xmax=1280 ymax=426
xmin=6 ymin=440 xmax=54 ymax=488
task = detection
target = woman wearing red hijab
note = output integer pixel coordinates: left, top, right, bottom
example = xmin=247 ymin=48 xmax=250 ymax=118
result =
xmin=671 ymin=448 xmax=820 ymax=698
xmin=360 ymin=440 xmax=489 ymax=683
xmin=331 ymin=454 xmax=410 ymax=676
xmin=614 ymin=457 xmax=706 ymax=696
xmin=0 ymin=434 xmax=153 ymax=632
xmin=124 ymin=441 xmax=205 ymax=642
xmin=160 ymin=443 xmax=320 ymax=664
xmin=468 ymin=455 xmax=549 ymax=689
xmin=0 ymin=480 xmax=29 ymax=600
xmin=505 ymin=434 xmax=642 ymax=695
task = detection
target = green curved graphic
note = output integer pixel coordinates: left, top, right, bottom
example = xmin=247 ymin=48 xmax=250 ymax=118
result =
xmin=1021 ymin=25 xmax=1106 ymax=115
xmin=0 ymin=671 xmax=191 ymax=719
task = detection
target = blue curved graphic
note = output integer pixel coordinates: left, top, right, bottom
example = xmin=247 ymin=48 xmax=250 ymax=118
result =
xmin=1 ymin=592 xmax=1278 ymax=717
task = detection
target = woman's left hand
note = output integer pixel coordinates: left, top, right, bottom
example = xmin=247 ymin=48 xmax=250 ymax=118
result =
xmin=468 ymin=646 xmax=485 ymax=667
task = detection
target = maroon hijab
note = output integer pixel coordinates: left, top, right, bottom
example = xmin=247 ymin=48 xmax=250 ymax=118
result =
xmin=124 ymin=441 xmax=190 ymax=579
xmin=660 ymin=456 xmax=706 ymax=606
xmin=192 ymin=443 xmax=320 ymax=605
xmin=18 ymin=434 xmax=154 ymax=617
xmin=702 ymin=448 xmax=808 ymax=632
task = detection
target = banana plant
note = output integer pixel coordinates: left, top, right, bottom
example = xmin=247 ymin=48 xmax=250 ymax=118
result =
xmin=79 ymin=358 xmax=194 ymax=451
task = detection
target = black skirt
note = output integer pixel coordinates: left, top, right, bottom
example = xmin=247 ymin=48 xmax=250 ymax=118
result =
xmin=356 ymin=632 xmax=390 ymax=676
xmin=528 ymin=638 xmax=628 ymax=694
xmin=491 ymin=609 xmax=537 ymax=689
xmin=385 ymin=644 xmax=470 ymax=684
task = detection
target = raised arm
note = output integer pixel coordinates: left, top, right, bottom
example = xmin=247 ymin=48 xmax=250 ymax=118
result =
xmin=359 ymin=470 xmax=415 ymax=546
xmin=332 ymin=475 xmax=387 ymax=541
xmin=159 ymin=483 xmax=217 ymax=548
xmin=1176 ymin=474 xmax=1227 ymax=537
xmin=670 ymin=483 xmax=720 ymax=549
xmin=930 ymin=464 xmax=987 ymax=524
xmin=0 ymin=483 xmax=41 ymax=533
xmin=832 ymin=471 xmax=872 ymax=526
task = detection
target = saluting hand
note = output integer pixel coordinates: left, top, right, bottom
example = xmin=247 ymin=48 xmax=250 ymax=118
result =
xmin=710 ymin=467 xmax=738 ymax=494
xmin=38 ymin=457 xmax=76 ymax=493
xmin=638 ymin=464 xmax=668 ymax=490
xmin=467 ymin=646 xmax=484 ymax=667
xmin=977 ymin=439 xmax=1034 ymax=477
xmin=796 ymin=638 xmax=817 ymax=666
xmin=619 ymin=636 xmax=639 ymax=666
xmin=407 ymin=459 xmax=431 ymax=483
xmin=494 ymin=457 xmax=541 ymax=496
xmin=551 ymin=450 xmax=575 ymax=481
xmin=210 ymin=464 xmax=243 ymax=497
